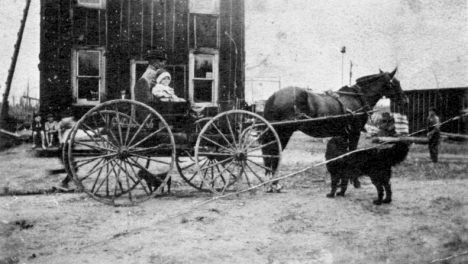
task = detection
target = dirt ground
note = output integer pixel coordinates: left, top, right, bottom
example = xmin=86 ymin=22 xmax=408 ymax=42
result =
xmin=1 ymin=132 xmax=468 ymax=264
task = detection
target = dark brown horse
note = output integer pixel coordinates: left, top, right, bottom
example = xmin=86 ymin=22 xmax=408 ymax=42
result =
xmin=261 ymin=68 xmax=409 ymax=191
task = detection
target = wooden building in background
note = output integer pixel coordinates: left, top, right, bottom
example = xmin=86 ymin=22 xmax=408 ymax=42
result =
xmin=391 ymin=88 xmax=468 ymax=135
xmin=39 ymin=0 xmax=244 ymax=116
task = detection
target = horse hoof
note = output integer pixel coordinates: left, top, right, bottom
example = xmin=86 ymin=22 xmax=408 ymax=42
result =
xmin=326 ymin=193 xmax=335 ymax=198
xmin=336 ymin=192 xmax=345 ymax=197
xmin=382 ymin=199 xmax=392 ymax=204
xmin=373 ymin=200 xmax=382 ymax=205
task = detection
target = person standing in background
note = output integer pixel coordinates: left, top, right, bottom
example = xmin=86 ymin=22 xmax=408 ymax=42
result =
xmin=427 ymin=107 xmax=441 ymax=163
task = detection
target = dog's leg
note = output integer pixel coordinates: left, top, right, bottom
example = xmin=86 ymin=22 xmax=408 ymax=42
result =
xmin=372 ymin=182 xmax=384 ymax=205
xmin=167 ymin=177 xmax=172 ymax=193
xmin=382 ymin=170 xmax=392 ymax=204
xmin=336 ymin=175 xmax=348 ymax=196
xmin=382 ymin=182 xmax=392 ymax=204
xmin=326 ymin=173 xmax=339 ymax=198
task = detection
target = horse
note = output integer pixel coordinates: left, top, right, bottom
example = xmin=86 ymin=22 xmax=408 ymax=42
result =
xmin=261 ymin=68 xmax=409 ymax=192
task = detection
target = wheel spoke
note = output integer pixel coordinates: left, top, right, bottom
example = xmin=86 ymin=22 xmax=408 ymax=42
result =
xmin=243 ymin=127 xmax=270 ymax=150
xmin=210 ymin=122 xmax=236 ymax=150
xmin=244 ymin=140 xmax=279 ymax=153
xmin=75 ymin=141 xmax=115 ymax=152
xmin=89 ymin=160 xmax=106 ymax=193
xmin=114 ymin=109 xmax=124 ymax=146
xmin=128 ymin=126 xmax=166 ymax=149
xmin=225 ymin=114 xmax=238 ymax=149
xmin=187 ymin=158 xmax=209 ymax=182
xmin=245 ymin=161 xmax=265 ymax=183
xmin=91 ymin=161 xmax=115 ymax=195
xmin=74 ymin=153 xmax=117 ymax=163
xmin=130 ymin=144 xmax=173 ymax=154
xmin=245 ymin=157 xmax=276 ymax=173
xmin=199 ymin=135 xmax=234 ymax=153
xmin=126 ymin=157 xmax=151 ymax=195
xmin=80 ymin=121 xmax=117 ymax=150
xmin=200 ymin=157 xmax=235 ymax=172
xmin=126 ymin=113 xmax=153 ymax=147
xmin=77 ymin=157 xmax=117 ymax=182
xmin=97 ymin=111 xmax=120 ymax=147
xmin=241 ymin=162 xmax=252 ymax=187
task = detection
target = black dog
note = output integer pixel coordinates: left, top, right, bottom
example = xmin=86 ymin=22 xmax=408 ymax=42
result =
xmin=325 ymin=137 xmax=409 ymax=205
xmin=137 ymin=169 xmax=171 ymax=193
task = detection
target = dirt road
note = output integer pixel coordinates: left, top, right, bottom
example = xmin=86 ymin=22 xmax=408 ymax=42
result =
xmin=1 ymin=133 xmax=468 ymax=264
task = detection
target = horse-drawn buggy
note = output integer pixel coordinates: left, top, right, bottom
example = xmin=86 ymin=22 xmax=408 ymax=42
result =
xmin=38 ymin=0 xmax=409 ymax=206
xmin=62 ymin=98 xmax=283 ymax=206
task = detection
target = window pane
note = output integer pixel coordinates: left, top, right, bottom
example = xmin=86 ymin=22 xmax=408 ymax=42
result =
xmin=195 ymin=15 xmax=218 ymax=48
xmin=190 ymin=0 xmax=219 ymax=14
xmin=194 ymin=54 xmax=213 ymax=78
xmin=78 ymin=78 xmax=100 ymax=101
xmin=78 ymin=50 xmax=100 ymax=76
xmin=194 ymin=80 xmax=212 ymax=102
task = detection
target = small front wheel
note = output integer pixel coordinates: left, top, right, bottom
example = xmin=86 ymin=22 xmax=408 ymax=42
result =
xmin=194 ymin=110 xmax=282 ymax=195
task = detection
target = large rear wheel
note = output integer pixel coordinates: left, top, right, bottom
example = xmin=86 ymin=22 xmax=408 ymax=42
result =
xmin=65 ymin=100 xmax=176 ymax=206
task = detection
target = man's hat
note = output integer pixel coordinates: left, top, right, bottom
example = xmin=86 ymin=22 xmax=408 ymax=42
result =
xmin=47 ymin=113 xmax=54 ymax=118
xmin=146 ymin=50 xmax=167 ymax=61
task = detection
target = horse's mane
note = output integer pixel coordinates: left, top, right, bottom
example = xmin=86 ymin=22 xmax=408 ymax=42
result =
xmin=355 ymin=73 xmax=386 ymax=85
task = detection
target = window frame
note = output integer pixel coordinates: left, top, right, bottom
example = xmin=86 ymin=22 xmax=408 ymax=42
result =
xmin=189 ymin=50 xmax=219 ymax=107
xmin=71 ymin=47 xmax=106 ymax=106
xmin=189 ymin=0 xmax=219 ymax=15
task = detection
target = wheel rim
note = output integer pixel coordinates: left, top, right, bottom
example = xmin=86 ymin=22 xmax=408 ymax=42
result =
xmin=194 ymin=110 xmax=282 ymax=195
xmin=67 ymin=100 xmax=176 ymax=206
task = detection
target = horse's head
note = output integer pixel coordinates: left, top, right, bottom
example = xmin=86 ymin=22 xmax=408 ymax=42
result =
xmin=357 ymin=68 xmax=409 ymax=108
xmin=379 ymin=68 xmax=409 ymax=107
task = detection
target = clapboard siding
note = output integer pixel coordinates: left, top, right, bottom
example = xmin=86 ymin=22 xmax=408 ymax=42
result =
xmin=40 ymin=0 xmax=244 ymax=114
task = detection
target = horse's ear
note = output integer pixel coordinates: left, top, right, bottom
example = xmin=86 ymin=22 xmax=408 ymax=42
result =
xmin=389 ymin=67 xmax=397 ymax=79
xmin=379 ymin=69 xmax=384 ymax=74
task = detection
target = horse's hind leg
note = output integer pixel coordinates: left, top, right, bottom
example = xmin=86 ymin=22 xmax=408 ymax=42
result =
xmin=263 ymin=129 xmax=293 ymax=192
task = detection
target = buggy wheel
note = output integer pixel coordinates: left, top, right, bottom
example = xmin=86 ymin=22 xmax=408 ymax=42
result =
xmin=194 ymin=110 xmax=282 ymax=195
xmin=66 ymin=99 xmax=176 ymax=206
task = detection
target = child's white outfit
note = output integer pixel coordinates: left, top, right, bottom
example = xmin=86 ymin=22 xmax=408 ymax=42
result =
xmin=151 ymin=72 xmax=185 ymax=102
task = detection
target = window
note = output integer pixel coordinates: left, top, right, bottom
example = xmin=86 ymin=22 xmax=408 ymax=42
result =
xmin=130 ymin=60 xmax=187 ymax=100
xmin=72 ymin=49 xmax=106 ymax=105
xmin=189 ymin=51 xmax=219 ymax=106
xmin=77 ymin=0 xmax=107 ymax=9
xmin=189 ymin=0 xmax=219 ymax=14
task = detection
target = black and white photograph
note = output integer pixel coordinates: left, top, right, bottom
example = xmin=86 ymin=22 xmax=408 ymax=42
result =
xmin=1 ymin=0 xmax=467 ymax=263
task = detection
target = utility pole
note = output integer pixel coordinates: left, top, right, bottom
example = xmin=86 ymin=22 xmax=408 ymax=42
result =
xmin=0 ymin=0 xmax=32 ymax=129
xmin=340 ymin=46 xmax=346 ymax=86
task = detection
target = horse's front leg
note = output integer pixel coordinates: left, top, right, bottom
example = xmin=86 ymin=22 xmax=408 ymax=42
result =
xmin=347 ymin=132 xmax=361 ymax=188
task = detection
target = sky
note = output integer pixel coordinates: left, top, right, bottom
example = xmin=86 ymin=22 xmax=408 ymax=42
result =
xmin=0 ymin=0 xmax=467 ymax=102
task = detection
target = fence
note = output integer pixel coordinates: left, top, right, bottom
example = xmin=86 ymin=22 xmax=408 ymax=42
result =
xmin=391 ymin=87 xmax=468 ymax=135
